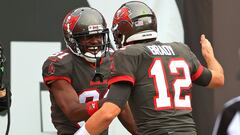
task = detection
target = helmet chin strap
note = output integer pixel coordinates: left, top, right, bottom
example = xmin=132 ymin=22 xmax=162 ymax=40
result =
xmin=67 ymin=40 xmax=106 ymax=82
xmin=92 ymin=57 xmax=104 ymax=82
xmin=81 ymin=51 xmax=103 ymax=63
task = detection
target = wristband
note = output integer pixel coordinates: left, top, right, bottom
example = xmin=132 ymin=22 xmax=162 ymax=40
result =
xmin=74 ymin=123 xmax=90 ymax=135
xmin=86 ymin=101 xmax=99 ymax=116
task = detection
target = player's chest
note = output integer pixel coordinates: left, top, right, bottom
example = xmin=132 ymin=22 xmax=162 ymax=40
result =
xmin=71 ymin=64 xmax=109 ymax=95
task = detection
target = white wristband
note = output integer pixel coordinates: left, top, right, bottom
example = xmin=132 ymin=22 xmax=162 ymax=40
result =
xmin=74 ymin=123 xmax=90 ymax=135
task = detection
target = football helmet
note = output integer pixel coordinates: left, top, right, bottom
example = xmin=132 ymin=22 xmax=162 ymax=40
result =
xmin=63 ymin=7 xmax=110 ymax=62
xmin=112 ymin=1 xmax=157 ymax=48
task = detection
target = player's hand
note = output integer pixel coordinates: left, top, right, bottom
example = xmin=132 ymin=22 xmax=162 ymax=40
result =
xmin=200 ymin=34 xmax=215 ymax=59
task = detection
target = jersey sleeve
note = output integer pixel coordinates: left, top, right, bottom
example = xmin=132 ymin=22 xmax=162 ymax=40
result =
xmin=42 ymin=55 xmax=72 ymax=87
xmin=108 ymin=49 xmax=138 ymax=86
xmin=106 ymin=82 xmax=132 ymax=109
xmin=188 ymin=49 xmax=212 ymax=86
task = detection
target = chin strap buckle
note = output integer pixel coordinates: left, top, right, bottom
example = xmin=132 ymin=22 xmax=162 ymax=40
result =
xmin=92 ymin=57 xmax=104 ymax=82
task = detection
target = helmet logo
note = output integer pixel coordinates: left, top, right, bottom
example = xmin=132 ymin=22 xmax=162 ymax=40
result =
xmin=63 ymin=15 xmax=79 ymax=34
xmin=113 ymin=7 xmax=132 ymax=26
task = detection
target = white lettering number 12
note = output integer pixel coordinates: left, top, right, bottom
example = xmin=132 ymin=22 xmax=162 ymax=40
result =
xmin=149 ymin=58 xmax=192 ymax=110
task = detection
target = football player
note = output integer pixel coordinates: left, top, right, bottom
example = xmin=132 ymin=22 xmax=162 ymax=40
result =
xmin=42 ymin=7 xmax=137 ymax=135
xmin=75 ymin=1 xmax=224 ymax=135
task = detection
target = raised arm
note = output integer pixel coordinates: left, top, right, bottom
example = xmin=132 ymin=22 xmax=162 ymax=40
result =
xmin=200 ymin=34 xmax=224 ymax=88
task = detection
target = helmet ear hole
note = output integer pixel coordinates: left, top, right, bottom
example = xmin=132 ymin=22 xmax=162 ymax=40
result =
xmin=116 ymin=33 xmax=122 ymax=39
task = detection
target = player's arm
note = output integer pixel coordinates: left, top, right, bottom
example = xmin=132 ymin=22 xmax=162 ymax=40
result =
xmin=200 ymin=34 xmax=224 ymax=88
xmin=74 ymin=81 xmax=132 ymax=135
xmin=117 ymin=102 xmax=138 ymax=135
xmin=50 ymin=79 xmax=102 ymax=123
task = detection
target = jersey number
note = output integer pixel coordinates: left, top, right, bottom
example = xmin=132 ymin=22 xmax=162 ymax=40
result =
xmin=149 ymin=58 xmax=192 ymax=110
xmin=51 ymin=51 xmax=69 ymax=59
xmin=77 ymin=88 xmax=109 ymax=127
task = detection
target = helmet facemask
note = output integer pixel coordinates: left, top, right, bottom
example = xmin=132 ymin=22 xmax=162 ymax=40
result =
xmin=69 ymin=29 xmax=110 ymax=63
xmin=63 ymin=7 xmax=110 ymax=63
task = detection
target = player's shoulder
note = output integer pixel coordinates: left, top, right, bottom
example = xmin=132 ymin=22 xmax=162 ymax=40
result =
xmin=166 ymin=42 xmax=189 ymax=49
xmin=44 ymin=49 xmax=73 ymax=65
xmin=165 ymin=42 xmax=192 ymax=54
